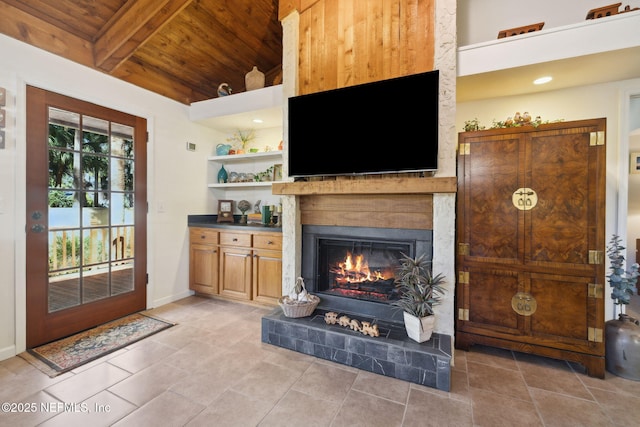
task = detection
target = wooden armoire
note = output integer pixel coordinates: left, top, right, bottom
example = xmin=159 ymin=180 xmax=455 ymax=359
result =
xmin=455 ymin=118 xmax=606 ymax=378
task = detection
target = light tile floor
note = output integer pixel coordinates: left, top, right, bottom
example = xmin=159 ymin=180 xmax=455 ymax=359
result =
xmin=1 ymin=295 xmax=639 ymax=427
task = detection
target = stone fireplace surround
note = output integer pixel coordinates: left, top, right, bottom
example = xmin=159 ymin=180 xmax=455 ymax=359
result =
xmin=263 ymin=177 xmax=457 ymax=391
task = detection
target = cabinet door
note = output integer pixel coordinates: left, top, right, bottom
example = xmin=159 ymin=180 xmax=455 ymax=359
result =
xmin=525 ymin=121 xmax=605 ymax=274
xmin=252 ymin=248 xmax=282 ymax=305
xmin=457 ymin=131 xmax=524 ymax=265
xmin=528 ymin=272 xmax=603 ymax=354
xmin=189 ymin=228 xmax=219 ymax=295
xmin=190 ymin=243 xmax=218 ymax=294
xmin=458 ymin=266 xmax=524 ymax=336
xmin=219 ymin=246 xmax=252 ymax=300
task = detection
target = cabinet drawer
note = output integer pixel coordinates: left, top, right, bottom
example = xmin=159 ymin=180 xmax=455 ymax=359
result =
xmin=220 ymin=232 xmax=252 ymax=247
xmin=190 ymin=228 xmax=218 ymax=245
xmin=253 ymin=234 xmax=282 ymax=250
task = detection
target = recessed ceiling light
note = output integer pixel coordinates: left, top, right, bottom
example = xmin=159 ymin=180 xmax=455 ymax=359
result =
xmin=533 ymin=76 xmax=552 ymax=85
xmin=252 ymin=118 xmax=264 ymax=124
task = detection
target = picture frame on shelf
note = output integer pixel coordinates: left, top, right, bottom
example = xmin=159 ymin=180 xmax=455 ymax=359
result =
xmin=631 ymin=153 xmax=640 ymax=174
xmin=273 ymin=164 xmax=283 ymax=182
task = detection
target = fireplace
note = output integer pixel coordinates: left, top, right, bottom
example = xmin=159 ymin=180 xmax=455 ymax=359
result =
xmin=302 ymin=225 xmax=433 ymax=325
xmin=263 ymin=185 xmax=455 ymax=392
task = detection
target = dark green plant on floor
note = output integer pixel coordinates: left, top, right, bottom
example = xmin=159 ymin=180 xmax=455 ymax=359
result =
xmin=607 ymin=234 xmax=639 ymax=307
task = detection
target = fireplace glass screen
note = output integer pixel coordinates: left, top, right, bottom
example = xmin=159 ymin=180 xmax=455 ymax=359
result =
xmin=316 ymin=238 xmax=411 ymax=304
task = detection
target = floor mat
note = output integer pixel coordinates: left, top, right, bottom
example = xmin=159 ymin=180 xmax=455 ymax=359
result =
xmin=19 ymin=312 xmax=175 ymax=377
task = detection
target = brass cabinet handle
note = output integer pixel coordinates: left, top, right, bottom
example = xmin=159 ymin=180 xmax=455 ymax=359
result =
xmin=511 ymin=187 xmax=538 ymax=211
xmin=511 ymin=292 xmax=537 ymax=316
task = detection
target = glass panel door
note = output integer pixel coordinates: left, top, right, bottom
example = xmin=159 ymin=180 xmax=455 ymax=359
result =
xmin=26 ymin=85 xmax=147 ymax=348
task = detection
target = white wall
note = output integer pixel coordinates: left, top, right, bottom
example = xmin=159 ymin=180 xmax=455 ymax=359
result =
xmin=0 ymin=34 xmax=222 ymax=360
xmin=458 ymin=0 xmax=640 ymax=46
xmin=456 ymin=77 xmax=640 ymax=320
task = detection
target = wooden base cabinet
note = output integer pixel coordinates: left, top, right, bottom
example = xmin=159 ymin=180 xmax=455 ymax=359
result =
xmin=252 ymin=234 xmax=283 ymax=305
xmin=189 ymin=228 xmax=219 ymax=295
xmin=189 ymin=227 xmax=282 ymax=306
xmin=455 ymin=119 xmax=606 ymax=378
xmin=219 ymin=231 xmax=253 ymax=300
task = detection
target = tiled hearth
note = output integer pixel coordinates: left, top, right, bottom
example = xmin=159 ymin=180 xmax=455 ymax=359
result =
xmin=261 ymin=309 xmax=452 ymax=391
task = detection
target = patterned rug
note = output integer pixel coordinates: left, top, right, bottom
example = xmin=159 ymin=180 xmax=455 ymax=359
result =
xmin=20 ymin=312 xmax=174 ymax=377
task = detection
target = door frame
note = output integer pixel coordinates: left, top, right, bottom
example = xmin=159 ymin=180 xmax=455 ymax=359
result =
xmin=616 ymin=86 xmax=640 ymax=318
xmin=14 ymin=81 xmax=154 ymax=354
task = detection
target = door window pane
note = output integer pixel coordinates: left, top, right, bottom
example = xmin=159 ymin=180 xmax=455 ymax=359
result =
xmin=47 ymin=107 xmax=138 ymax=313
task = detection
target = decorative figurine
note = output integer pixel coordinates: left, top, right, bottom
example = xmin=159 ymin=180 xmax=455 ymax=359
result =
xmin=217 ymin=83 xmax=232 ymax=97
xmin=237 ymin=200 xmax=251 ymax=224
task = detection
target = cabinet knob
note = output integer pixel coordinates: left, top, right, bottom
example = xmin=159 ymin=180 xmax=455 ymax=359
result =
xmin=233 ymin=238 xmax=238 ymax=242
xmin=267 ymin=240 xmax=273 ymax=245
xmin=200 ymin=235 xmax=206 ymax=239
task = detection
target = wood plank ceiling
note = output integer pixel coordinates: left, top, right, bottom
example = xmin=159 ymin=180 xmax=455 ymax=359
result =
xmin=0 ymin=0 xmax=283 ymax=105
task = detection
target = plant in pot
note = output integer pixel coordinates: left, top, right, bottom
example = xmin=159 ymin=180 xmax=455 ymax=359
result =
xmin=605 ymin=234 xmax=640 ymax=380
xmin=391 ymin=253 xmax=446 ymax=343
xmin=227 ymin=129 xmax=256 ymax=154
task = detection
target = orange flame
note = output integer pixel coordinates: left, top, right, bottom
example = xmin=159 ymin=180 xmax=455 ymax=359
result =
xmin=333 ymin=251 xmax=389 ymax=283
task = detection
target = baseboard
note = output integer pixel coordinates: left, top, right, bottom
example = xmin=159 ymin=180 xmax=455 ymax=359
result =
xmin=151 ymin=290 xmax=194 ymax=308
xmin=0 ymin=344 xmax=17 ymax=362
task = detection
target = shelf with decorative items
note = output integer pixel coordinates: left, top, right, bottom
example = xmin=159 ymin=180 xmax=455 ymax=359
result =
xmin=208 ymin=151 xmax=283 ymax=189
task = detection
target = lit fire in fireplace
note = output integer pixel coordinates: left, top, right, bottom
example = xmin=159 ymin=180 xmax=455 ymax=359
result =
xmin=328 ymin=251 xmax=398 ymax=302
xmin=332 ymin=252 xmax=390 ymax=284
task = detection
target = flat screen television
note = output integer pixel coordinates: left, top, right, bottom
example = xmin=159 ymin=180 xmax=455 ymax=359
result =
xmin=288 ymin=70 xmax=439 ymax=178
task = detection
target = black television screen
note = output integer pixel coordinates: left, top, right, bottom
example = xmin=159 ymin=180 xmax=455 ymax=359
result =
xmin=288 ymin=70 xmax=439 ymax=178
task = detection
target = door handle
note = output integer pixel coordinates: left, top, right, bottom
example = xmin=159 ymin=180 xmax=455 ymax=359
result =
xmin=31 ymin=224 xmax=46 ymax=233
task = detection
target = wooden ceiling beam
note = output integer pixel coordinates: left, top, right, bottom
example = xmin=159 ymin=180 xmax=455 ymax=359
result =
xmin=110 ymin=58 xmax=207 ymax=105
xmin=0 ymin=1 xmax=94 ymax=67
xmin=94 ymin=0 xmax=193 ymax=72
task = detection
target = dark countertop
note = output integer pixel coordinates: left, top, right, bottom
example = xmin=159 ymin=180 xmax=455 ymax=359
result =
xmin=188 ymin=214 xmax=282 ymax=232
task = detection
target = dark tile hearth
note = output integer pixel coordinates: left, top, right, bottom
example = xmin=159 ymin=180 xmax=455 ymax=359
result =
xmin=261 ymin=308 xmax=452 ymax=391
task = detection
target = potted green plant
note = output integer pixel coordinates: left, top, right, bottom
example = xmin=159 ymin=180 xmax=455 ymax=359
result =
xmin=391 ymin=253 xmax=446 ymax=343
xmin=227 ymin=129 xmax=256 ymax=154
xmin=605 ymin=234 xmax=640 ymax=380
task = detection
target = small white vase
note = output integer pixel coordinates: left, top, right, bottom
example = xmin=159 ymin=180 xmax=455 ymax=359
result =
xmin=403 ymin=312 xmax=435 ymax=343
xmin=245 ymin=66 xmax=265 ymax=91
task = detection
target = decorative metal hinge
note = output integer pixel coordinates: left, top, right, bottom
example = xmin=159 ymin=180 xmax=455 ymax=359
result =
xmin=458 ymin=271 xmax=469 ymax=284
xmin=458 ymin=308 xmax=469 ymax=321
xmin=459 ymin=142 xmax=470 ymax=155
xmin=588 ymin=283 xmax=604 ymax=299
xmin=589 ymin=131 xmax=605 ymax=146
xmin=458 ymin=243 xmax=470 ymax=256
xmin=588 ymin=327 xmax=603 ymax=343
xmin=588 ymin=250 xmax=604 ymax=265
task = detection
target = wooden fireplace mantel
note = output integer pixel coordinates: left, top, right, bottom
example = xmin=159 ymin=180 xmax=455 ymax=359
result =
xmin=272 ymin=176 xmax=457 ymax=195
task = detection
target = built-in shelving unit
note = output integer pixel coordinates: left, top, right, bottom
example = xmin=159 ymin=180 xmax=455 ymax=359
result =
xmin=189 ymin=85 xmax=284 ymax=197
